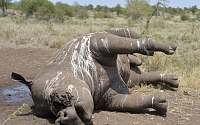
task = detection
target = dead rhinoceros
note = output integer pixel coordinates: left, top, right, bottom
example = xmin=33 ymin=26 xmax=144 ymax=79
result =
xmin=12 ymin=28 xmax=178 ymax=125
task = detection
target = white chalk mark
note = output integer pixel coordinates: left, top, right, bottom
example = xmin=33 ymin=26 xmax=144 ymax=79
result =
xmin=148 ymin=38 xmax=151 ymax=42
xmin=101 ymin=38 xmax=110 ymax=53
xmin=66 ymin=84 xmax=79 ymax=101
xmin=123 ymin=28 xmax=127 ymax=38
xmin=126 ymin=28 xmax=131 ymax=38
xmin=137 ymin=41 xmax=140 ymax=51
xmin=48 ymin=39 xmax=76 ymax=64
xmin=122 ymin=94 xmax=128 ymax=109
xmin=58 ymin=39 xmax=77 ymax=65
xmin=130 ymin=43 xmax=132 ymax=47
xmin=70 ymin=34 xmax=99 ymax=96
xmin=92 ymin=38 xmax=100 ymax=55
xmin=109 ymin=28 xmax=123 ymax=32
xmin=160 ymin=74 xmax=165 ymax=82
xmin=152 ymin=96 xmax=154 ymax=108
xmin=44 ymin=72 xmax=65 ymax=100
xmin=142 ymin=39 xmax=145 ymax=44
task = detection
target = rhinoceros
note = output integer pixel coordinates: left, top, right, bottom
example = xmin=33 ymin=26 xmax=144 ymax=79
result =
xmin=12 ymin=27 xmax=178 ymax=125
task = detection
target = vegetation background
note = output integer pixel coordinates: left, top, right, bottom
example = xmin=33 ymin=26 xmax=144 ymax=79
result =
xmin=0 ymin=0 xmax=200 ymax=124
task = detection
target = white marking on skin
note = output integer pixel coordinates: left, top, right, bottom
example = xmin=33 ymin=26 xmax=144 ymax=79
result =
xmin=67 ymin=84 xmax=79 ymax=101
xmin=123 ymin=28 xmax=127 ymax=38
xmin=117 ymin=56 xmax=124 ymax=77
xmin=152 ymin=96 xmax=154 ymax=108
xmin=137 ymin=41 xmax=140 ymax=50
xmin=67 ymin=84 xmax=74 ymax=93
xmin=126 ymin=28 xmax=131 ymax=38
xmin=99 ymin=68 xmax=105 ymax=94
xmin=48 ymin=39 xmax=76 ymax=64
xmin=110 ymin=28 xmax=123 ymax=32
xmin=148 ymin=38 xmax=151 ymax=42
xmin=122 ymin=94 xmax=128 ymax=109
xmin=142 ymin=39 xmax=145 ymax=44
xmin=83 ymin=87 xmax=91 ymax=95
xmin=70 ymin=34 xmax=99 ymax=96
xmin=44 ymin=72 xmax=65 ymax=100
xmin=92 ymin=38 xmax=100 ymax=55
xmin=58 ymin=39 xmax=77 ymax=65
xmin=101 ymin=38 xmax=110 ymax=53
xmin=169 ymin=46 xmax=173 ymax=53
xmin=160 ymin=74 xmax=165 ymax=82
xmin=75 ymin=42 xmax=80 ymax=49
xmin=130 ymin=43 xmax=132 ymax=47
xmin=46 ymin=31 xmax=109 ymax=97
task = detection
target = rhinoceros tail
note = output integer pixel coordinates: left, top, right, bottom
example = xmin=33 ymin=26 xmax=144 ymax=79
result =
xmin=11 ymin=72 xmax=32 ymax=87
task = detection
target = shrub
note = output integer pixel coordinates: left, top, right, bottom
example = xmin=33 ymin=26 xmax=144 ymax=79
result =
xmin=180 ymin=14 xmax=190 ymax=21
xmin=93 ymin=12 xmax=113 ymax=19
xmin=77 ymin=9 xmax=89 ymax=19
xmin=36 ymin=1 xmax=55 ymax=20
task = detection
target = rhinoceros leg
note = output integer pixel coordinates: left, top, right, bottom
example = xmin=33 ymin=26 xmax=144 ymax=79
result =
xmin=126 ymin=55 xmax=179 ymax=88
xmin=103 ymin=77 xmax=167 ymax=113
xmin=104 ymin=27 xmax=177 ymax=55
xmin=126 ymin=66 xmax=179 ymax=88
xmin=91 ymin=33 xmax=155 ymax=56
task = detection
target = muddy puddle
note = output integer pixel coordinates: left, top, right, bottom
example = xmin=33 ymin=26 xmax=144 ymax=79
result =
xmin=0 ymin=83 xmax=33 ymax=104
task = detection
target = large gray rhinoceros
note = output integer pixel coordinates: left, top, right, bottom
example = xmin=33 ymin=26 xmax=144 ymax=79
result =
xmin=12 ymin=27 xmax=178 ymax=125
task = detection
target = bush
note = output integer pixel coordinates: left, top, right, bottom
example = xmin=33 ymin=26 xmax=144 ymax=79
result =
xmin=77 ymin=9 xmax=89 ymax=19
xmin=55 ymin=2 xmax=75 ymax=17
xmin=180 ymin=14 xmax=190 ymax=21
xmin=19 ymin=0 xmax=46 ymax=16
xmin=36 ymin=1 xmax=55 ymax=20
xmin=93 ymin=12 xmax=113 ymax=19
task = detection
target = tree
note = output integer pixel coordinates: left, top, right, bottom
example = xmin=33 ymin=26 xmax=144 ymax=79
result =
xmin=115 ymin=4 xmax=124 ymax=16
xmin=190 ymin=5 xmax=198 ymax=15
xmin=102 ymin=5 xmax=109 ymax=13
xmin=145 ymin=0 xmax=169 ymax=29
xmin=37 ymin=0 xmax=55 ymax=20
xmin=0 ymin=0 xmax=12 ymax=16
xmin=19 ymin=0 xmax=46 ymax=16
xmin=55 ymin=2 xmax=74 ymax=17
xmin=86 ymin=4 xmax=94 ymax=10
xmin=95 ymin=5 xmax=102 ymax=12
xmin=125 ymin=0 xmax=151 ymax=21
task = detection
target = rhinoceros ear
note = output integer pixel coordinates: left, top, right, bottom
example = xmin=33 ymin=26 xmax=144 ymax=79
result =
xmin=11 ymin=72 xmax=32 ymax=86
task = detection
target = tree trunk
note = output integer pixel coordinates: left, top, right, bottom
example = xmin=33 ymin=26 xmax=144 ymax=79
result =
xmin=1 ymin=0 xmax=5 ymax=17
xmin=146 ymin=3 xmax=159 ymax=28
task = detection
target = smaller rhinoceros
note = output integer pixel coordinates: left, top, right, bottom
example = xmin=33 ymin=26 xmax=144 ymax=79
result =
xmin=12 ymin=28 xmax=178 ymax=125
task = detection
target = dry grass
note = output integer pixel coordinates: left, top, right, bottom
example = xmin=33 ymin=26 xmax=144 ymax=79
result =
xmin=0 ymin=14 xmax=200 ymax=92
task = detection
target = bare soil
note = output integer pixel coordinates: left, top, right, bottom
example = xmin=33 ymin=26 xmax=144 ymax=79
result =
xmin=0 ymin=48 xmax=199 ymax=125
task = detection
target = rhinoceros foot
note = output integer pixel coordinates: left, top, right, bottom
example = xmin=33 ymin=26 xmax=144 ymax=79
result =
xmin=163 ymin=75 xmax=179 ymax=88
xmin=162 ymin=42 xmax=177 ymax=55
xmin=152 ymin=92 xmax=168 ymax=113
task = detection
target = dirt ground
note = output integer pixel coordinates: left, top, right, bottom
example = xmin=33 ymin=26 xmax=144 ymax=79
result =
xmin=0 ymin=48 xmax=200 ymax=125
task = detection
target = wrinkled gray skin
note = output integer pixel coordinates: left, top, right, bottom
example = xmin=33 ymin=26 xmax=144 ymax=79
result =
xmin=12 ymin=28 xmax=178 ymax=125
